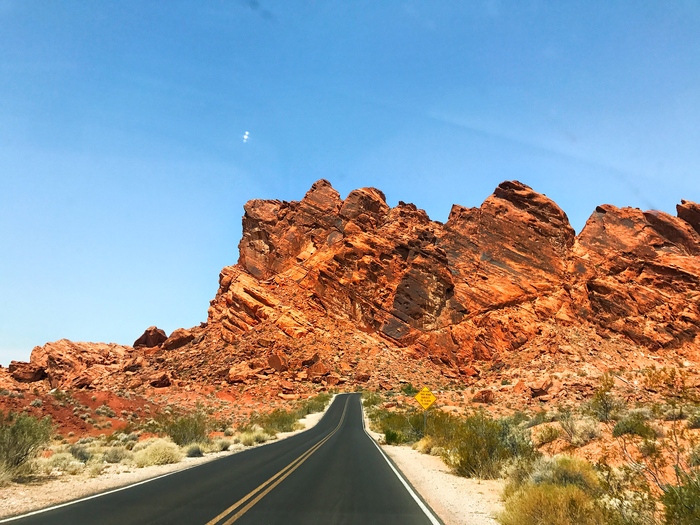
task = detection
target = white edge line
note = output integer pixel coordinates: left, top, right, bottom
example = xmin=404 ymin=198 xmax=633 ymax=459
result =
xmin=360 ymin=399 xmax=442 ymax=525
xmin=1 ymin=394 xmax=342 ymax=523
xmin=0 ymin=462 xmax=203 ymax=523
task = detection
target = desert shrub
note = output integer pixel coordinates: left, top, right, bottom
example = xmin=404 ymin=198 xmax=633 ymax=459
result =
xmin=362 ymin=391 xmax=382 ymax=408
xmin=0 ymin=412 xmax=52 ymax=472
xmin=529 ymin=456 xmax=600 ymax=494
xmin=689 ymin=446 xmax=700 ymax=468
xmin=185 ymin=444 xmax=204 ymax=457
xmin=686 ymin=411 xmax=700 ymax=430
xmin=296 ymin=393 xmax=332 ymax=416
xmin=48 ymin=452 xmax=84 ymax=474
xmin=208 ymin=439 xmax=231 ymax=452
xmin=596 ymin=462 xmax=657 ymax=525
xmin=587 ymin=373 xmax=625 ymax=421
xmin=95 ymin=404 xmax=116 ymax=417
xmin=254 ymin=409 xmax=299 ymax=434
xmin=441 ymin=411 xmax=534 ymax=479
xmin=239 ymin=430 xmax=270 ymax=447
xmin=400 ymin=383 xmax=419 ymax=396
xmin=103 ymin=446 xmax=131 ymax=464
xmin=371 ymin=408 xmax=425 ymax=443
xmin=535 ymin=425 xmax=561 ymax=447
xmin=661 ymin=471 xmax=700 ymax=525
xmin=68 ymin=444 xmax=92 ymax=463
xmin=384 ymin=428 xmax=404 ymax=445
xmin=159 ymin=410 xmax=209 ymax=446
xmin=133 ymin=439 xmax=182 ymax=467
xmin=613 ymin=413 xmax=656 ymax=439
xmin=524 ymin=410 xmax=551 ymax=429
xmin=558 ymin=414 xmax=600 ymax=447
xmin=224 ymin=427 xmax=235 ymax=437
xmin=30 ymin=399 xmax=43 ymax=408
xmin=413 ymin=436 xmax=434 ymax=454
xmin=498 ymin=484 xmax=603 ymax=525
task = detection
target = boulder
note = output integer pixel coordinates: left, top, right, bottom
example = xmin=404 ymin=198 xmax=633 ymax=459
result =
xmin=149 ymin=372 xmax=171 ymax=388
xmin=529 ymin=378 xmax=553 ymax=397
xmin=472 ymin=389 xmax=495 ymax=404
xmin=133 ymin=326 xmax=167 ymax=348
xmin=8 ymin=361 xmax=46 ymax=383
xmin=162 ymin=328 xmax=194 ymax=350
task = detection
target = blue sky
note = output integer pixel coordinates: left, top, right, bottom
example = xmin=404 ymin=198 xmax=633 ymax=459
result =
xmin=2 ymin=1 xmax=699 ymax=363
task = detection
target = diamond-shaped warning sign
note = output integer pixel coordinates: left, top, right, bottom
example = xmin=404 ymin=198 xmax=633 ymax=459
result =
xmin=414 ymin=387 xmax=436 ymax=410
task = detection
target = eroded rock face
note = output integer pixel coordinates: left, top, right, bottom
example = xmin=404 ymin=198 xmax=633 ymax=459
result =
xmin=211 ymin=179 xmax=700 ymax=363
xmin=29 ymin=340 xmax=133 ymax=389
xmin=6 ymin=181 xmax=700 ymax=397
xmin=133 ymin=326 xmax=168 ymax=348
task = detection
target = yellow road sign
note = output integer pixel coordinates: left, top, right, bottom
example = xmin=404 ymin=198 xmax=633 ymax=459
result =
xmin=414 ymin=387 xmax=436 ymax=410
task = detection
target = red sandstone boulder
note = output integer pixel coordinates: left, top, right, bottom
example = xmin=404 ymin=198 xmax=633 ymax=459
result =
xmin=133 ymin=326 xmax=167 ymax=348
xmin=472 ymin=389 xmax=495 ymax=403
xmin=149 ymin=372 xmax=171 ymax=388
xmin=8 ymin=361 xmax=46 ymax=382
xmin=162 ymin=328 xmax=194 ymax=350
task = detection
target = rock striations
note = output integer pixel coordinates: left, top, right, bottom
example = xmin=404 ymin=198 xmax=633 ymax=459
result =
xmin=4 ymin=180 xmax=700 ymax=401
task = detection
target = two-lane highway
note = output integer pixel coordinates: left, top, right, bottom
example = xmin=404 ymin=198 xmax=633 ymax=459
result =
xmin=4 ymin=394 xmax=441 ymax=525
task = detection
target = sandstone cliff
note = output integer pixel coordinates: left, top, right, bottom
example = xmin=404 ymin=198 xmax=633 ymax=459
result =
xmin=4 ymin=180 xmax=700 ymax=404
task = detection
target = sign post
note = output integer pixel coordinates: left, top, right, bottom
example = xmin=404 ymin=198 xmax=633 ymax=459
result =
xmin=414 ymin=386 xmax=436 ymax=436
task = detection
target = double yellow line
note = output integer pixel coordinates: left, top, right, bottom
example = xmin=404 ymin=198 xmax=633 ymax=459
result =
xmin=206 ymin=396 xmax=349 ymax=525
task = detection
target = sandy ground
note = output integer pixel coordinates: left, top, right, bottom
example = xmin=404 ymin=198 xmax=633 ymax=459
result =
xmin=363 ymin=412 xmax=504 ymax=525
xmin=0 ymin=408 xmax=329 ymax=521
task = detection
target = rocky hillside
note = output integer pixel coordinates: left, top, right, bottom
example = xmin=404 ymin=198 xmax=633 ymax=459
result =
xmin=3 ymin=180 xmax=700 ymax=412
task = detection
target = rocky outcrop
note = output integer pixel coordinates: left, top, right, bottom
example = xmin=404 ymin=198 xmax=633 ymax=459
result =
xmin=212 ymin=179 xmax=700 ymax=365
xmin=8 ymin=361 xmax=46 ymax=383
xmin=133 ymin=326 xmax=167 ymax=348
xmin=29 ymin=340 xmax=133 ymax=389
xmin=5 ymin=180 xmax=700 ymax=400
xmin=162 ymin=328 xmax=194 ymax=350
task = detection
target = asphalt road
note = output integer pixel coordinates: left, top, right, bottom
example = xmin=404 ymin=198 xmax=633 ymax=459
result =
xmin=4 ymin=394 xmax=441 ymax=525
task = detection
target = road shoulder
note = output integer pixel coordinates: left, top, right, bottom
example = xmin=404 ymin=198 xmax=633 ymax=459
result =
xmin=363 ymin=411 xmax=503 ymax=525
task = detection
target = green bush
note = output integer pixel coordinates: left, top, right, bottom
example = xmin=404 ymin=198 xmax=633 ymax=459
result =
xmin=400 ymin=383 xmax=419 ymax=396
xmin=296 ymin=393 xmax=332 ymax=417
xmin=0 ymin=412 xmax=52 ymax=471
xmin=442 ymin=411 xmax=534 ymax=479
xmin=662 ymin=471 xmax=700 ymax=525
xmin=253 ymin=409 xmax=299 ymax=434
xmin=159 ymin=411 xmax=209 ymax=446
xmin=362 ymin=391 xmax=382 ymax=408
xmin=612 ymin=413 xmax=656 ymax=439
xmin=587 ymin=374 xmax=625 ymax=422
xmin=384 ymin=429 xmax=404 ymax=445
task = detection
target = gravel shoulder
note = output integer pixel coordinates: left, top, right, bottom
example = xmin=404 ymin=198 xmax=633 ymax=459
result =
xmin=363 ymin=411 xmax=504 ymax=525
xmin=0 ymin=406 xmax=331 ymax=521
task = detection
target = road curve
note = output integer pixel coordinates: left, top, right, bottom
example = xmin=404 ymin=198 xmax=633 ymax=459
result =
xmin=4 ymin=394 xmax=441 ymax=525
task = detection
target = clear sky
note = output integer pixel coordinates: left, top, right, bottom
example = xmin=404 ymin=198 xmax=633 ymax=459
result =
xmin=2 ymin=1 xmax=699 ymax=364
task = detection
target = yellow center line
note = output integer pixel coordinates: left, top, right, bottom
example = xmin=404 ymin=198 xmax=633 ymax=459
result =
xmin=205 ymin=397 xmax=349 ymax=525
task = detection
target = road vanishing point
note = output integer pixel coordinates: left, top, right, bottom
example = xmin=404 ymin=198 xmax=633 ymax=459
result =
xmin=4 ymin=394 xmax=441 ymax=525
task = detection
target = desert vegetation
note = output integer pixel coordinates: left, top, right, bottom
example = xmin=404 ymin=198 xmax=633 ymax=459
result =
xmin=366 ymin=372 xmax=700 ymax=525
xmin=0 ymin=392 xmax=332 ymax=487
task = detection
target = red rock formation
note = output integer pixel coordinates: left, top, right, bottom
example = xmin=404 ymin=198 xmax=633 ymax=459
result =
xmin=5 ymin=180 xmax=700 ymax=407
xmin=133 ymin=326 xmax=168 ymax=348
